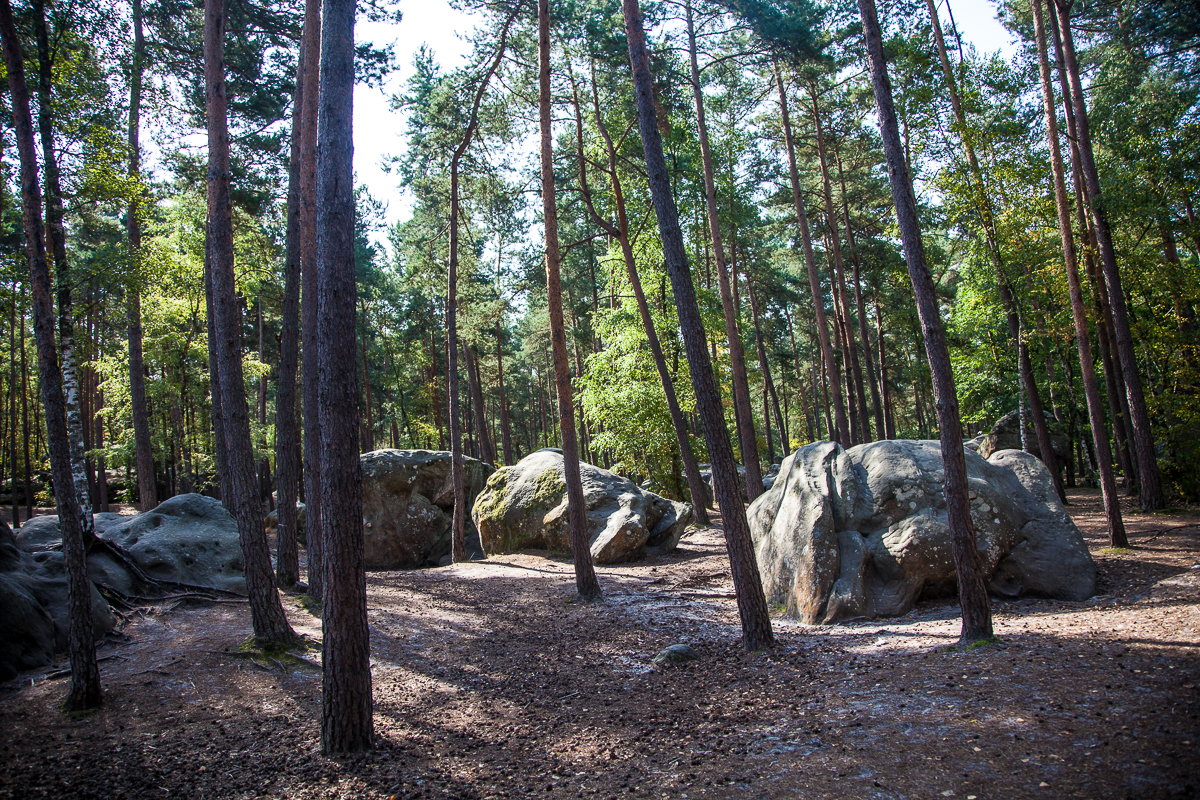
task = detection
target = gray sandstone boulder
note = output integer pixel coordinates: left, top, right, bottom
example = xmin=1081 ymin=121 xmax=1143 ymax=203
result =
xmin=748 ymin=439 xmax=1095 ymax=624
xmin=265 ymin=502 xmax=306 ymax=544
xmin=15 ymin=494 xmax=247 ymax=596
xmin=472 ymin=449 xmax=693 ymax=564
xmin=1 ymin=518 xmax=115 ymax=681
xmin=980 ymin=410 xmax=1070 ymax=461
xmin=359 ymin=449 xmax=493 ymax=569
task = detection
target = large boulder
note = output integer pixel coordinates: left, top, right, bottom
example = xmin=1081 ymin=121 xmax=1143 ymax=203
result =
xmin=980 ymin=410 xmax=1070 ymax=461
xmin=1 ymin=518 xmax=115 ymax=681
xmin=15 ymin=494 xmax=247 ymax=596
xmin=472 ymin=448 xmax=693 ymax=564
xmin=360 ymin=449 xmax=494 ymax=569
xmin=748 ymin=439 xmax=1095 ymax=624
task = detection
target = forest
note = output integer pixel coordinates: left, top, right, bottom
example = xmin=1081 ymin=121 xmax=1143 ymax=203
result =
xmin=0 ymin=0 xmax=1197 ymax=794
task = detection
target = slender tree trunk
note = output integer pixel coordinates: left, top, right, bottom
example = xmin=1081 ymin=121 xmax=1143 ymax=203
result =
xmin=9 ymin=289 xmax=18 ymax=529
xmin=858 ymin=0 xmax=992 ymax=642
xmin=784 ymin=306 xmax=816 ymax=442
xmin=496 ymin=323 xmax=513 ymax=465
xmin=447 ymin=24 xmax=510 ymax=560
xmin=686 ymin=3 xmax=762 ymax=499
xmin=315 ymin=0 xmax=373 ymax=754
xmin=20 ymin=304 xmax=31 ymax=521
xmin=836 ymin=153 xmax=886 ymax=439
xmin=298 ymin=0 xmax=323 ymax=599
xmin=775 ymin=63 xmax=848 ymax=446
xmin=810 ymin=86 xmax=870 ymax=443
xmin=0 ymin=0 xmax=101 ymax=708
xmin=540 ymin=0 xmax=600 ymax=600
xmin=359 ymin=318 xmax=374 ymax=452
xmin=874 ymin=289 xmax=897 ymax=440
xmin=465 ymin=344 xmax=495 ymax=465
xmin=745 ymin=278 xmax=787 ymax=455
xmin=574 ymin=56 xmax=710 ymax=520
xmin=204 ymin=0 xmax=296 ymax=646
xmin=275 ymin=30 xmax=305 ymax=589
xmin=624 ymin=0 xmax=772 ymax=650
xmin=125 ymin=0 xmax=156 ymax=512
xmin=34 ymin=0 xmax=92 ymax=528
xmin=1052 ymin=0 xmax=1164 ymax=511
xmin=926 ymin=0 xmax=1063 ymax=501
xmin=1031 ymin=0 xmax=1126 ymax=545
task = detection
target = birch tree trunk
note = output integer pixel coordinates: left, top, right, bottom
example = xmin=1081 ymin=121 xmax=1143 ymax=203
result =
xmin=0 ymin=0 xmax=102 ymax=708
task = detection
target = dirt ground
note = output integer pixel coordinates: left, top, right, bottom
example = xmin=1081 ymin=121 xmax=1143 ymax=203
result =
xmin=1 ymin=488 xmax=1197 ymax=800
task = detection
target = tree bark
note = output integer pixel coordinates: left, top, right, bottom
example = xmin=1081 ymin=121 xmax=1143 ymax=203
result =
xmin=0 ymin=0 xmax=102 ymax=709
xmin=857 ymin=0 xmax=993 ymax=642
xmin=574 ymin=56 xmax=710 ymax=521
xmin=126 ymin=0 xmax=156 ymax=512
xmin=745 ymin=277 xmax=788 ymax=455
xmin=34 ymin=0 xmax=93 ymax=529
xmin=447 ymin=22 xmax=511 ymax=560
xmin=1030 ymin=0 xmax=1126 ymax=545
xmin=775 ymin=63 xmax=849 ymax=446
xmin=624 ymin=0 xmax=772 ymax=650
xmin=204 ymin=0 xmax=297 ymax=647
xmin=835 ymin=152 xmax=886 ymax=440
xmin=925 ymin=0 xmax=1063 ymax=501
xmin=275 ymin=29 xmax=305 ymax=589
xmin=685 ymin=2 xmax=763 ymax=498
xmin=496 ymin=322 xmax=513 ymax=465
xmin=809 ymin=85 xmax=870 ymax=443
xmin=315 ymin=0 xmax=373 ymax=754
xmin=298 ymin=0 xmax=323 ymax=599
xmin=540 ymin=0 xmax=600 ymax=601
xmin=1052 ymin=0 xmax=1165 ymax=511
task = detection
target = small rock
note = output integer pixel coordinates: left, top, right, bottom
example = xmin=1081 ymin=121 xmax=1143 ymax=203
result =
xmin=653 ymin=643 xmax=698 ymax=666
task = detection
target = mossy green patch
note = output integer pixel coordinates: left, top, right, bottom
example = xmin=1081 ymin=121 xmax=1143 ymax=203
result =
xmin=532 ymin=468 xmax=567 ymax=507
xmin=1099 ymin=547 xmax=1134 ymax=555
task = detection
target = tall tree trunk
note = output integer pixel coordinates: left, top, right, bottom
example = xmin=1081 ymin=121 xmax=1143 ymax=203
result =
xmin=858 ymin=0 xmax=992 ymax=642
xmin=836 ymin=152 xmax=886 ymax=439
xmin=298 ymin=0 xmax=323 ymax=599
xmin=1052 ymin=0 xmax=1164 ymax=511
xmin=496 ymin=322 xmax=513 ymax=465
xmin=0 ymin=0 xmax=101 ymax=708
xmin=275 ymin=30 xmax=305 ymax=589
xmin=810 ymin=86 xmax=870 ymax=443
xmin=316 ymin=0 xmax=373 ymax=754
xmin=35 ymin=0 xmax=92 ymax=526
xmin=447 ymin=22 xmax=511 ymax=560
xmin=540 ymin=0 xmax=600 ymax=600
xmin=775 ymin=63 xmax=849 ymax=446
xmin=126 ymin=0 xmax=156 ymax=512
xmin=465 ymin=344 xmax=495 ymax=465
xmin=874 ymin=289 xmax=897 ymax=439
xmin=784 ymin=305 xmax=816 ymax=442
xmin=204 ymin=0 xmax=296 ymax=646
xmin=1031 ymin=0 xmax=1126 ymax=546
xmin=686 ymin=2 xmax=763 ymax=499
xmin=574 ymin=55 xmax=710 ymax=520
xmin=745 ymin=277 xmax=788 ymax=455
xmin=926 ymin=0 xmax=1063 ymax=501
xmin=624 ymin=0 xmax=772 ymax=650
xmin=9 ymin=289 xmax=18 ymax=529
xmin=95 ymin=390 xmax=108 ymax=511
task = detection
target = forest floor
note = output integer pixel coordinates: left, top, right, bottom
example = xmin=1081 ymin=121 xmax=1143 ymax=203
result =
xmin=1 ymin=488 xmax=1197 ymax=800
